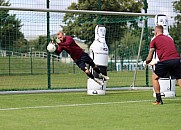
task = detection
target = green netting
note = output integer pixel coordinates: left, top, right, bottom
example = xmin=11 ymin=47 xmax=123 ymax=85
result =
xmin=101 ymin=16 xmax=148 ymax=23
xmin=0 ymin=0 xmax=178 ymax=91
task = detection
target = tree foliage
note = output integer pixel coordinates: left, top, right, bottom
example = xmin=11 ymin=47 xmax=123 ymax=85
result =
xmin=28 ymin=35 xmax=47 ymax=51
xmin=169 ymin=0 xmax=181 ymax=53
xmin=0 ymin=0 xmax=26 ymax=51
xmin=62 ymin=0 xmax=144 ymax=47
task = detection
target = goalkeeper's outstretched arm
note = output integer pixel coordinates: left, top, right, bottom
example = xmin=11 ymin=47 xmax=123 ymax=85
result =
xmin=54 ymin=43 xmax=62 ymax=55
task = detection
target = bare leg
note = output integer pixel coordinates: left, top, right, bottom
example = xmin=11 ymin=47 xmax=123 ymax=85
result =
xmin=84 ymin=69 xmax=103 ymax=86
xmin=177 ymin=79 xmax=181 ymax=88
xmin=152 ymin=73 xmax=163 ymax=104
xmin=152 ymin=73 xmax=160 ymax=93
xmin=85 ymin=69 xmax=94 ymax=79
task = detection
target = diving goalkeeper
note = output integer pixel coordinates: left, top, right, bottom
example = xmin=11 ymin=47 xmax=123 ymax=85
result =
xmin=54 ymin=31 xmax=109 ymax=86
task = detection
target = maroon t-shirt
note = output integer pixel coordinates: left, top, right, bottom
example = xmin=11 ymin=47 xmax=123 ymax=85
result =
xmin=56 ymin=36 xmax=83 ymax=61
xmin=150 ymin=34 xmax=180 ymax=62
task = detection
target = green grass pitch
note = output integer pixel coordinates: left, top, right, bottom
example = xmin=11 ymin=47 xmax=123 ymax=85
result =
xmin=0 ymin=56 xmax=180 ymax=129
xmin=0 ymin=56 xmax=153 ymax=90
xmin=0 ymin=88 xmax=181 ymax=130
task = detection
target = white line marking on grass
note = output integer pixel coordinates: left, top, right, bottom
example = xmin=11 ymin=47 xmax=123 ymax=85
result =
xmin=1 ymin=98 xmax=181 ymax=111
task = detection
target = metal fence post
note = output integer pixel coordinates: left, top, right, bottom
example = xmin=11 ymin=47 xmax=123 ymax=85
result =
xmin=144 ymin=0 xmax=149 ymax=87
xmin=47 ymin=0 xmax=51 ymax=89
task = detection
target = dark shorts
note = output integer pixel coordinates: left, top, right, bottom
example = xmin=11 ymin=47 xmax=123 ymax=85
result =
xmin=75 ymin=52 xmax=95 ymax=71
xmin=154 ymin=59 xmax=181 ymax=79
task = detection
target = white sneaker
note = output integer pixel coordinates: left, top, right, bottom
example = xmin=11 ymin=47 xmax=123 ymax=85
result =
xmin=99 ymin=73 xmax=110 ymax=80
xmin=94 ymin=79 xmax=104 ymax=86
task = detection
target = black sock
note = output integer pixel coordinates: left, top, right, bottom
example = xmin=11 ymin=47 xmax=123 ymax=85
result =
xmin=93 ymin=67 xmax=101 ymax=74
xmin=86 ymin=73 xmax=94 ymax=79
xmin=156 ymin=93 xmax=161 ymax=102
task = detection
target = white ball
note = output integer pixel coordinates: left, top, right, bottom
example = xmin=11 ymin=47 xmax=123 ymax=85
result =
xmin=47 ymin=43 xmax=56 ymax=52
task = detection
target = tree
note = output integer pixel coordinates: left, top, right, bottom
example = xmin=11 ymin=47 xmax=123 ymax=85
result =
xmin=169 ymin=0 xmax=181 ymax=53
xmin=62 ymin=0 xmax=144 ymax=47
xmin=0 ymin=0 xmax=25 ymax=51
xmin=28 ymin=35 xmax=47 ymax=51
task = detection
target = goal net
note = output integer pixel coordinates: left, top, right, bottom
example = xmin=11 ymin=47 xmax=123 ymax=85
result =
xmin=0 ymin=5 xmax=155 ymax=92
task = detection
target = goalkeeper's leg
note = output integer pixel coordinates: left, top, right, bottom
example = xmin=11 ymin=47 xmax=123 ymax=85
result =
xmin=93 ymin=66 xmax=109 ymax=80
xmin=84 ymin=69 xmax=104 ymax=86
xmin=80 ymin=52 xmax=109 ymax=80
xmin=89 ymin=60 xmax=109 ymax=80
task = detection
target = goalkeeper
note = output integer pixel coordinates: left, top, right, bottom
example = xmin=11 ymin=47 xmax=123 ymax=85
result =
xmin=54 ymin=31 xmax=109 ymax=86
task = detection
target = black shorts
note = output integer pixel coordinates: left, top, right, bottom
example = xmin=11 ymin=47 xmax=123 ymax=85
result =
xmin=154 ymin=59 xmax=181 ymax=79
xmin=75 ymin=52 xmax=95 ymax=71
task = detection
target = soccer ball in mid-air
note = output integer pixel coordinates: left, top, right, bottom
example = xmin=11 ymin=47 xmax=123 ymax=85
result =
xmin=47 ymin=43 xmax=57 ymax=52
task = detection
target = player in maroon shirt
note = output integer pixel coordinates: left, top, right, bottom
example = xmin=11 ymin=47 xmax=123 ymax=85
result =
xmin=146 ymin=25 xmax=181 ymax=104
xmin=55 ymin=31 xmax=109 ymax=86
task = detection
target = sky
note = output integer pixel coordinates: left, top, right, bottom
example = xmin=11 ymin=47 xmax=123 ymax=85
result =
xmin=9 ymin=0 xmax=77 ymax=40
xmin=146 ymin=0 xmax=178 ymax=26
xmin=8 ymin=0 xmax=179 ymax=40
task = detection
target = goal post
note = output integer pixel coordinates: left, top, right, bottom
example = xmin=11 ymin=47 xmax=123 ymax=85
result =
xmin=0 ymin=6 xmax=155 ymax=17
xmin=0 ymin=6 xmax=156 ymax=92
